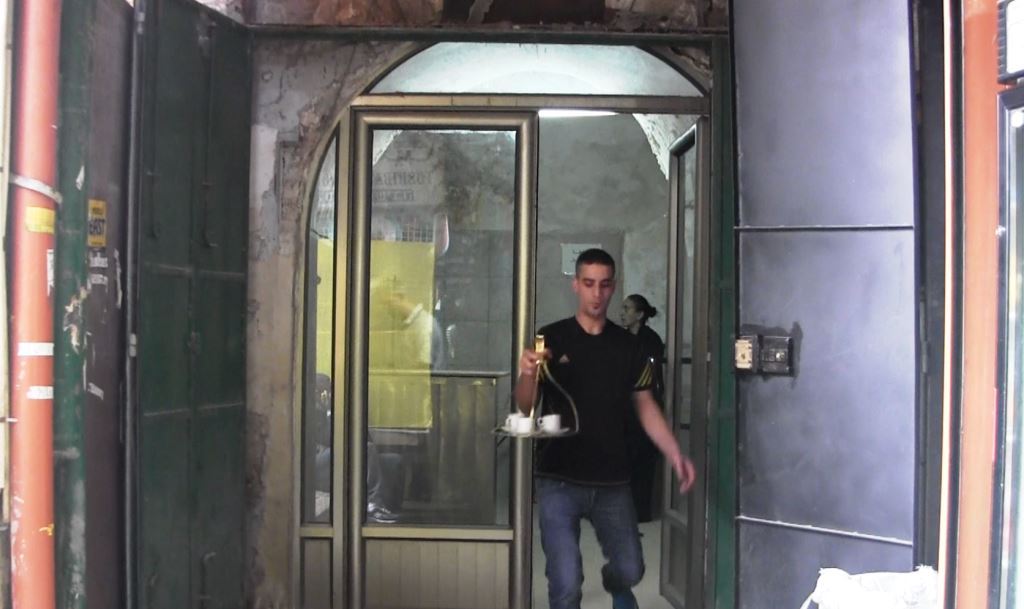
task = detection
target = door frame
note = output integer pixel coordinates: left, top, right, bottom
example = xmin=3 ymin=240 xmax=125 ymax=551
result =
xmin=347 ymin=110 xmax=538 ymax=609
xmin=660 ymin=118 xmax=712 ymax=609
xmin=344 ymin=96 xmax=710 ymax=609
xmin=294 ymin=43 xmax=730 ymax=609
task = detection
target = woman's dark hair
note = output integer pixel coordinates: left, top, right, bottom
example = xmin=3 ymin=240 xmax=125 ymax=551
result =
xmin=627 ymin=294 xmax=657 ymax=323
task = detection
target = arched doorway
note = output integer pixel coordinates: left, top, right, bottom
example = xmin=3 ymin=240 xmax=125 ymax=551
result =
xmin=299 ymin=42 xmax=716 ymax=609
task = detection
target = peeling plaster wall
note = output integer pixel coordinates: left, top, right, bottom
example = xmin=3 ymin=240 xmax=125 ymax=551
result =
xmin=247 ymin=39 xmax=410 ymax=608
xmin=252 ymin=0 xmax=727 ymax=29
xmin=195 ymin=0 xmax=247 ymax=22
xmin=257 ymin=0 xmax=443 ymax=26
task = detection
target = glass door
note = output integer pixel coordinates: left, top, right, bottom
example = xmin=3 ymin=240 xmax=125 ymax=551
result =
xmin=660 ymin=122 xmax=710 ymax=609
xmin=996 ymin=86 xmax=1024 ymax=609
xmin=348 ymin=111 xmax=537 ymax=609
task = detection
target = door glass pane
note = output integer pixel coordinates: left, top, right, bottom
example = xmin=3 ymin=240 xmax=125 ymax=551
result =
xmin=303 ymin=135 xmax=337 ymax=524
xmin=535 ymin=113 xmax=681 ymax=335
xmin=670 ymin=366 xmax=692 ymax=515
xmin=1000 ymin=105 xmax=1024 ymax=607
xmin=681 ymin=137 xmax=697 ymax=362
xmin=671 ymin=141 xmax=697 ymax=515
xmin=367 ymin=128 xmax=515 ymax=527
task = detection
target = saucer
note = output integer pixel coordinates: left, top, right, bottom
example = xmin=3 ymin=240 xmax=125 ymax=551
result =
xmin=493 ymin=425 xmax=574 ymax=438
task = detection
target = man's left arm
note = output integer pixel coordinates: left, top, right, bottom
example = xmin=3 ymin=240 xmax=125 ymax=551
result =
xmin=633 ymin=389 xmax=696 ymax=493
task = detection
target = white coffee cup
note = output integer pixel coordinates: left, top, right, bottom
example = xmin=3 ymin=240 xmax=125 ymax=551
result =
xmin=539 ymin=414 xmax=561 ymax=433
xmin=505 ymin=413 xmax=524 ymax=431
xmin=514 ymin=415 xmax=535 ymax=434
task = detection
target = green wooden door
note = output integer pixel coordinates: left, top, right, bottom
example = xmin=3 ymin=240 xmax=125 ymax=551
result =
xmin=135 ymin=1 xmax=250 ymax=607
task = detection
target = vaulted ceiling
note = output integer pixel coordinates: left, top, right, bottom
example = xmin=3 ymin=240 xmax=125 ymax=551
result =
xmin=199 ymin=0 xmax=727 ymax=30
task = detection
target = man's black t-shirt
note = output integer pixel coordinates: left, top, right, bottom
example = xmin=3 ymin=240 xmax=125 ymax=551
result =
xmin=534 ymin=316 xmax=653 ymax=485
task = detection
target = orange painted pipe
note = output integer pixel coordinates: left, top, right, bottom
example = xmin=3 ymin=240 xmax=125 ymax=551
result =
xmin=956 ymin=0 xmax=1008 ymax=606
xmin=9 ymin=0 xmax=62 ymax=607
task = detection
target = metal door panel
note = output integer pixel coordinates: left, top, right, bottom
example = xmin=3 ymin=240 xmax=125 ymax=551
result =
xmin=737 ymin=521 xmax=912 ymax=609
xmin=192 ymin=279 xmax=246 ymax=406
xmin=85 ymin=1 xmax=133 ymax=606
xmin=731 ymin=0 xmax=919 ymax=604
xmin=136 ymin=0 xmax=202 ymax=598
xmin=733 ymin=0 xmax=914 ymax=228
xmin=138 ymin=275 xmax=191 ymax=414
xmin=738 ymin=230 xmax=915 ymax=539
xmin=143 ymin=0 xmax=202 ymax=268
xmin=365 ymin=540 xmax=510 ymax=609
xmin=139 ymin=416 xmax=191 ymax=609
xmin=135 ymin=2 xmax=250 ymax=608
xmin=187 ymin=13 xmax=249 ymax=609
xmin=196 ymin=21 xmax=250 ymax=275
xmin=192 ymin=405 xmax=246 ymax=609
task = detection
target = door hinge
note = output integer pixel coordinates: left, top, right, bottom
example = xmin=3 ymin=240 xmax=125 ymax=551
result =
xmin=129 ymin=333 xmax=138 ymax=358
xmin=134 ymin=4 xmax=146 ymax=34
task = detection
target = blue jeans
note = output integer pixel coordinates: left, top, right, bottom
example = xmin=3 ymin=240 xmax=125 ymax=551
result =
xmin=536 ymin=478 xmax=644 ymax=609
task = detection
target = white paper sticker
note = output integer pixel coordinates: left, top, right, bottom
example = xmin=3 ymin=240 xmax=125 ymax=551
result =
xmin=17 ymin=342 xmax=54 ymax=357
xmin=89 ymin=273 xmax=108 ymax=287
xmin=1009 ymin=0 xmax=1024 ymax=74
xmin=115 ymin=250 xmax=123 ymax=309
xmin=561 ymin=243 xmax=603 ymax=276
xmin=87 ymin=383 xmax=105 ymax=400
xmin=46 ymin=249 xmax=54 ymax=296
xmin=89 ymin=251 xmax=108 ymax=269
xmin=27 ymin=386 xmax=53 ymax=400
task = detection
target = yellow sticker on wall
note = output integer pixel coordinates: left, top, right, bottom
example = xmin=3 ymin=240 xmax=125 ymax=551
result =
xmin=87 ymin=199 xmax=106 ymax=248
xmin=25 ymin=207 xmax=55 ymax=234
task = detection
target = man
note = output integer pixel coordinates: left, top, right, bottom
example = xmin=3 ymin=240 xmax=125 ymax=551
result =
xmin=366 ymin=276 xmax=447 ymax=522
xmin=514 ymin=248 xmax=696 ymax=609
xmin=373 ymin=278 xmax=447 ymax=372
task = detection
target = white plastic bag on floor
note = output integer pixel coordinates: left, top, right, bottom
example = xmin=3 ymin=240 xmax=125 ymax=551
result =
xmin=799 ymin=566 xmax=938 ymax=609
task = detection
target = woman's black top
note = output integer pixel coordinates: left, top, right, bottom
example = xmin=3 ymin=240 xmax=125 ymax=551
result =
xmin=635 ymin=324 xmax=665 ymax=405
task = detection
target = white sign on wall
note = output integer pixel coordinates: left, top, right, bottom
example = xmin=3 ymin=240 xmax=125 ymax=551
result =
xmin=561 ymin=243 xmax=602 ymax=275
xmin=1009 ymin=0 xmax=1024 ymax=75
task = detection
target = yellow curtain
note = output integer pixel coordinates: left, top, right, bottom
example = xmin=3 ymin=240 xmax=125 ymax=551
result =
xmin=315 ymin=239 xmax=335 ymax=376
xmin=368 ymin=241 xmax=436 ymax=429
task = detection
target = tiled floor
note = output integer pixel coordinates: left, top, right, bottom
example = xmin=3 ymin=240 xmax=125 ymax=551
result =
xmin=532 ymin=518 xmax=674 ymax=609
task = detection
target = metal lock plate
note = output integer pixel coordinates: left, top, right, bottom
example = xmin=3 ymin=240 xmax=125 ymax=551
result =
xmin=735 ymin=334 xmax=793 ymax=375
xmin=760 ymin=336 xmax=792 ymax=374
xmin=734 ymin=335 xmax=758 ymax=371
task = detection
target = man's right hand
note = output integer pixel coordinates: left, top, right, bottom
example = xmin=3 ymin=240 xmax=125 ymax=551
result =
xmin=518 ymin=348 xmax=549 ymax=378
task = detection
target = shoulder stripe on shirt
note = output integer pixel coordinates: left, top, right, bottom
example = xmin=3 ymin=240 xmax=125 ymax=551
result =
xmin=635 ymin=360 xmax=653 ymax=389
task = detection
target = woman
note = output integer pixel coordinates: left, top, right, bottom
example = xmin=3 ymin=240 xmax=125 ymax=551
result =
xmin=620 ymin=294 xmax=666 ymax=523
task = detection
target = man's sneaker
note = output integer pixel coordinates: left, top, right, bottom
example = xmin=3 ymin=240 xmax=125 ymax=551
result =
xmin=611 ymin=590 xmax=638 ymax=609
xmin=366 ymin=502 xmax=399 ymax=524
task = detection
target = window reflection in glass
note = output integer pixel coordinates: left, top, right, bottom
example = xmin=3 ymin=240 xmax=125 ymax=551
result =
xmin=303 ymin=136 xmax=338 ymax=524
xmin=366 ymin=128 xmax=516 ymax=527
xmin=671 ymin=141 xmax=696 ymax=514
